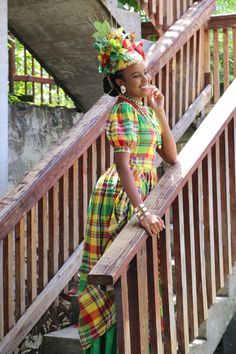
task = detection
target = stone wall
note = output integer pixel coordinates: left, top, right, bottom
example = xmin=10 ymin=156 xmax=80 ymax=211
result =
xmin=8 ymin=103 xmax=83 ymax=189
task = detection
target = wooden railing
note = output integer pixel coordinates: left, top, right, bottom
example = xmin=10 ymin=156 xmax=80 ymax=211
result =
xmin=204 ymin=13 xmax=236 ymax=102
xmin=8 ymin=34 xmax=74 ymax=107
xmin=137 ymin=0 xmax=210 ymax=32
xmin=0 ymin=1 xmax=215 ymax=353
xmin=88 ymin=79 xmax=236 ymax=354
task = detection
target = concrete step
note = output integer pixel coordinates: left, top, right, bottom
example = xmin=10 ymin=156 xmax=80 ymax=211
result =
xmin=39 ymin=325 xmax=82 ymax=354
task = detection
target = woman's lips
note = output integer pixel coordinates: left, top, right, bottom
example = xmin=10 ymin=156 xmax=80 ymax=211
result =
xmin=140 ymin=85 xmax=150 ymax=90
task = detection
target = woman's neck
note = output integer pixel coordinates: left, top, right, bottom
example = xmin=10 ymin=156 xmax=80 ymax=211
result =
xmin=122 ymin=94 xmax=143 ymax=104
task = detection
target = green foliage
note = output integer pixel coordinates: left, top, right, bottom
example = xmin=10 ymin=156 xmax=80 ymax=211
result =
xmin=9 ymin=38 xmax=75 ymax=108
xmin=215 ymin=0 xmax=236 ymax=14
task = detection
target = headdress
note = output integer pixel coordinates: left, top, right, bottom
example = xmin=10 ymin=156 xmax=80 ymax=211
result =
xmin=92 ymin=21 xmax=145 ymax=75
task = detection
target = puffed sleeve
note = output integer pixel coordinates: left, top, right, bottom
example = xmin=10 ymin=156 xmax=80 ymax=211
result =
xmin=106 ymin=102 xmax=138 ymax=153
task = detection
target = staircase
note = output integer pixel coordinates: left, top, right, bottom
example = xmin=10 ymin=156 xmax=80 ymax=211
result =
xmin=8 ymin=0 xmax=141 ymax=111
xmin=1 ymin=1 xmax=236 ymax=354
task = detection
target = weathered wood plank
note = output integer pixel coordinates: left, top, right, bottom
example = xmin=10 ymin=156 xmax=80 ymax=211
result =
xmin=0 ymin=243 xmax=84 ymax=354
xmin=79 ymin=153 xmax=88 ymax=241
xmin=223 ymin=29 xmax=229 ymax=91
xmin=127 ymin=256 xmax=141 ymax=354
xmin=160 ymin=210 xmax=177 ymax=354
xmin=137 ymin=243 xmax=149 ymax=354
xmin=0 ymin=240 xmax=3 ymax=339
xmin=228 ymin=117 xmax=236 ymax=265
xmin=15 ymin=218 xmax=25 ymax=320
xmin=38 ymin=194 xmax=48 ymax=291
xmin=207 ymin=13 xmax=236 ymax=29
xmin=183 ymin=181 xmax=198 ymax=341
xmin=146 ymin=235 xmax=163 ymax=354
xmin=173 ymin=193 xmax=189 ymax=353
xmin=202 ymin=152 xmax=216 ymax=307
xmin=27 ymin=206 xmax=37 ymax=303
xmin=192 ymin=166 xmax=208 ymax=324
xmin=213 ymin=29 xmax=220 ymax=102
xmin=48 ymin=183 xmax=59 ymax=280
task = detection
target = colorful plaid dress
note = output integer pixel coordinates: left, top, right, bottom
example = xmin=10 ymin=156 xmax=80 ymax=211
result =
xmin=78 ymin=98 xmax=162 ymax=352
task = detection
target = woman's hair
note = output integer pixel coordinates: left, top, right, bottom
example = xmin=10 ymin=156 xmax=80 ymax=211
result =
xmin=103 ymin=71 xmax=124 ymax=97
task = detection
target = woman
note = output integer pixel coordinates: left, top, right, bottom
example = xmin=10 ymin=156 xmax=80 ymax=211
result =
xmin=78 ymin=21 xmax=177 ymax=353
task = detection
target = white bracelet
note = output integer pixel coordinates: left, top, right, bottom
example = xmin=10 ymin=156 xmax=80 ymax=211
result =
xmin=134 ymin=203 xmax=150 ymax=220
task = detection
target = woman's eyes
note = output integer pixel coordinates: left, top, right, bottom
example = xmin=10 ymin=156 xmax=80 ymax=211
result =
xmin=133 ymin=72 xmax=148 ymax=78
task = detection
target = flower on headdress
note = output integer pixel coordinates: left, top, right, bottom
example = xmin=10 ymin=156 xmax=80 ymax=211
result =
xmin=92 ymin=20 xmax=146 ymax=75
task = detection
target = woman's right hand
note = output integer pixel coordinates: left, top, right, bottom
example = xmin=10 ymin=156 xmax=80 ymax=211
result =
xmin=139 ymin=213 xmax=165 ymax=237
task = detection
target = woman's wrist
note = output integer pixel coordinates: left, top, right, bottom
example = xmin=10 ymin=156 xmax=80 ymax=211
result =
xmin=134 ymin=202 xmax=150 ymax=220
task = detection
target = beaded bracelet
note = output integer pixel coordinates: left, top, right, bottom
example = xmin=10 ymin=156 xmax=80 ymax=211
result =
xmin=134 ymin=202 xmax=150 ymax=221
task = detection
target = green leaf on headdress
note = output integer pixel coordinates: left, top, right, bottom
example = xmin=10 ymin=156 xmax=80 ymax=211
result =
xmin=93 ymin=21 xmax=111 ymax=39
xmin=110 ymin=51 xmax=118 ymax=61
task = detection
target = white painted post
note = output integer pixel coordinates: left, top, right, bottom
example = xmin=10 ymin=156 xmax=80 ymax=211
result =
xmin=0 ymin=0 xmax=9 ymax=198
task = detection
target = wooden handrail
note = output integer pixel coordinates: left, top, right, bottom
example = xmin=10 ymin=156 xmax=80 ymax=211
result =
xmin=88 ymin=79 xmax=236 ymax=286
xmin=0 ymin=0 xmax=214 ymax=240
xmin=146 ymin=0 xmax=215 ymax=76
xmin=0 ymin=94 xmax=114 ymax=240
xmin=206 ymin=13 xmax=236 ymax=28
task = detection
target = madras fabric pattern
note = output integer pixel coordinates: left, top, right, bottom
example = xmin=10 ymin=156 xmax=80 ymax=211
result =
xmin=78 ymin=100 xmax=162 ymax=350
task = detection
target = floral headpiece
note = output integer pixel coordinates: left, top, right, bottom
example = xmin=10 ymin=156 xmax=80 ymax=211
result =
xmin=92 ymin=21 xmax=145 ymax=75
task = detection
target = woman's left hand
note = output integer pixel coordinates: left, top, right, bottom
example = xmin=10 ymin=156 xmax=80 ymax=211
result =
xmin=147 ymin=85 xmax=165 ymax=112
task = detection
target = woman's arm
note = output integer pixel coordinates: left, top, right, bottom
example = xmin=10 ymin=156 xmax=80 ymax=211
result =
xmin=155 ymin=107 xmax=177 ymax=164
xmin=147 ymin=86 xmax=177 ymax=164
xmin=115 ymin=152 xmax=164 ymax=235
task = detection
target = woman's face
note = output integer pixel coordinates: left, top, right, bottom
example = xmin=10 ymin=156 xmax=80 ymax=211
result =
xmin=116 ymin=62 xmax=151 ymax=102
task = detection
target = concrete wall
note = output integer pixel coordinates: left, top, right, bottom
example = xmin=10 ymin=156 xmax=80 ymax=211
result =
xmin=8 ymin=103 xmax=83 ymax=189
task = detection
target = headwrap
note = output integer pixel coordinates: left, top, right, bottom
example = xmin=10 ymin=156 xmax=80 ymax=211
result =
xmin=92 ymin=21 xmax=145 ymax=75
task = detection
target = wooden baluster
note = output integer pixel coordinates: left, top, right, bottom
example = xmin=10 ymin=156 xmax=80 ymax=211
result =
xmin=197 ymin=28 xmax=204 ymax=95
xmin=173 ymin=193 xmax=189 ymax=354
xmin=189 ymin=34 xmax=197 ymax=105
xmin=183 ymin=181 xmax=198 ymax=341
xmin=127 ymin=256 xmax=141 ymax=353
xmin=24 ymin=47 xmax=27 ymax=96
xmin=223 ymin=28 xmax=229 ymax=91
xmin=213 ymin=29 xmax=220 ymax=102
xmin=79 ymin=153 xmax=88 ymax=241
xmin=157 ymin=0 xmax=164 ymax=26
xmin=38 ymin=194 xmax=49 ymax=292
xmin=96 ymin=132 xmax=106 ymax=179
xmin=87 ymin=143 xmax=97 ymax=197
xmin=233 ymin=28 xmax=236 ymax=78
xmin=202 ymin=152 xmax=216 ymax=308
xmin=59 ymin=171 xmax=69 ymax=269
xmin=228 ymin=117 xmax=236 ymax=265
xmin=169 ymin=55 xmax=176 ymax=128
xmin=183 ymin=41 xmax=190 ymax=112
xmin=137 ymin=242 xmax=149 ymax=354
xmin=32 ymin=57 xmax=35 ymax=102
xmin=192 ymin=166 xmax=208 ymax=324
xmin=115 ymin=272 xmax=131 ymax=354
xmin=105 ymin=135 xmax=114 ymax=170
xmin=211 ymin=143 xmax=224 ymax=291
xmin=48 ymin=183 xmax=59 ymax=280
xmin=27 ymin=206 xmax=38 ymax=304
xmin=147 ymin=232 xmax=163 ymax=353
xmin=204 ymin=29 xmax=211 ymax=74
xmin=176 ymin=48 xmax=184 ymax=122
xmin=220 ymin=129 xmax=231 ymax=277
xmin=40 ymin=66 xmax=43 ymax=103
xmin=160 ymin=210 xmax=177 ymax=354
xmin=69 ymin=161 xmax=79 ymax=254
xmin=3 ymin=231 xmax=15 ymax=333
xmin=15 ymin=218 xmax=25 ymax=320
xmin=149 ymin=0 xmax=156 ymax=27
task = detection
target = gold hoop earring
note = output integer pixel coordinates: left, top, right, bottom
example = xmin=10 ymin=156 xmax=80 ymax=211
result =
xmin=120 ymin=85 xmax=126 ymax=94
